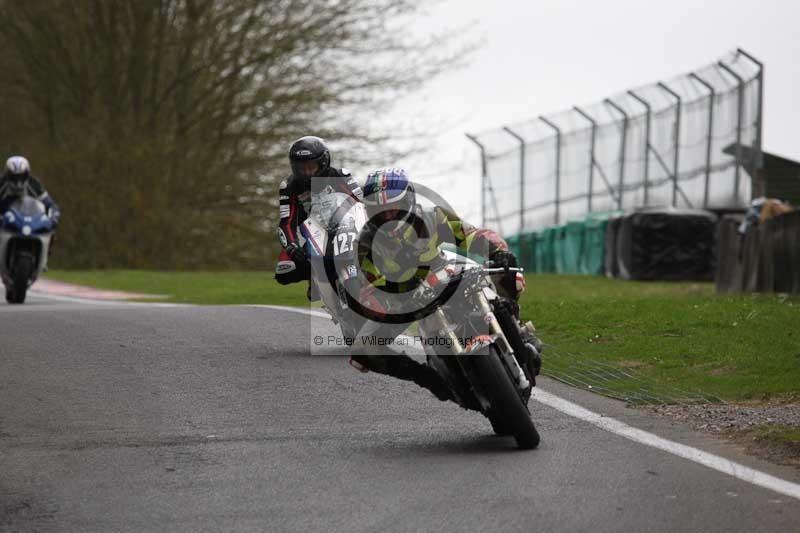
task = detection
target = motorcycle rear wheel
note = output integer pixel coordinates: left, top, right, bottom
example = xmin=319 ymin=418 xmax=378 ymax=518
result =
xmin=472 ymin=345 xmax=540 ymax=449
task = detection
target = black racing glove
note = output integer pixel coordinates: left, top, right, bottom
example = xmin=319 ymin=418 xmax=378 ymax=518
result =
xmin=488 ymin=250 xmax=519 ymax=300
xmin=286 ymin=242 xmax=307 ymax=264
xmin=488 ymin=250 xmax=517 ymax=270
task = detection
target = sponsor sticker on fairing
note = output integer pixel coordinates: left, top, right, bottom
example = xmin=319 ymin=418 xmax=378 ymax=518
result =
xmin=276 ymin=261 xmax=296 ymax=274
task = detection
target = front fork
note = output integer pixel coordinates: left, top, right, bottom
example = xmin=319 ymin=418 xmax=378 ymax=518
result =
xmin=474 ymin=291 xmax=531 ymax=391
xmin=419 ymin=307 xmax=465 ymax=357
xmin=420 ymin=290 xmax=531 ymax=391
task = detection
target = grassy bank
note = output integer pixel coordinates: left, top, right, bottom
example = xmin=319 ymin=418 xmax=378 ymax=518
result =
xmin=517 ymin=276 xmax=799 ymax=403
xmin=44 ymin=270 xmax=800 ymax=403
xmin=44 ymin=270 xmax=308 ymax=307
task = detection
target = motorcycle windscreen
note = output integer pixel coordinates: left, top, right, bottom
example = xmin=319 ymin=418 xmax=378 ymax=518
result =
xmin=10 ymin=197 xmax=46 ymax=217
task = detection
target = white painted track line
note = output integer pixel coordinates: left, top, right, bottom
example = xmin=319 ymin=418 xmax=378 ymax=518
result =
xmin=531 ymin=388 xmax=800 ymax=501
xmin=28 ymin=290 xmax=188 ymax=307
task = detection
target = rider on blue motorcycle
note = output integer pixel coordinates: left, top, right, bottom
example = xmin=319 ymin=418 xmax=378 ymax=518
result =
xmin=0 ymin=156 xmax=60 ymax=226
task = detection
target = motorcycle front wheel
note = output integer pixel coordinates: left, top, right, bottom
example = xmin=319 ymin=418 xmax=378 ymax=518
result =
xmin=471 ymin=345 xmax=540 ymax=449
xmin=6 ymin=254 xmax=33 ymax=304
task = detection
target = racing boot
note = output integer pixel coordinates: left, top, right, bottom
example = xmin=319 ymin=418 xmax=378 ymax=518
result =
xmin=307 ymin=280 xmax=320 ymax=302
xmin=520 ymin=321 xmax=543 ymax=387
xmin=409 ymin=363 xmax=454 ymax=402
xmin=349 ymin=354 xmax=454 ymax=402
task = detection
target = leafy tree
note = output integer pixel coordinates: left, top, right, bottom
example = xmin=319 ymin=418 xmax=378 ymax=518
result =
xmin=0 ymin=0 xmax=469 ymax=268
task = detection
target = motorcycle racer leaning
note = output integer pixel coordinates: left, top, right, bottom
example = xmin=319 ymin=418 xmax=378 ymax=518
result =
xmin=347 ymin=167 xmax=541 ymax=403
xmin=274 ymin=136 xmax=363 ymax=295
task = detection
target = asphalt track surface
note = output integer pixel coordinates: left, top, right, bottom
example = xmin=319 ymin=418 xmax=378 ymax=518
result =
xmin=1 ymin=293 xmax=799 ymax=532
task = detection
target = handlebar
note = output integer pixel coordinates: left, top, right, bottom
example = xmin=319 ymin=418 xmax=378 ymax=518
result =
xmin=415 ymin=264 xmax=523 ymax=299
xmin=480 ymin=266 xmax=524 ymax=275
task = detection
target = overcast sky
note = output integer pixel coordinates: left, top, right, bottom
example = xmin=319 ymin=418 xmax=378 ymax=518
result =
xmin=380 ymin=0 xmax=799 ymax=222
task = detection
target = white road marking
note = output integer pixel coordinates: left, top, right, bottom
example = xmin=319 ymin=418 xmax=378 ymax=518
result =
xmin=247 ymin=304 xmax=330 ymax=319
xmin=258 ymin=304 xmax=800 ymax=502
xmin=27 ymin=290 xmax=189 ymax=307
xmin=530 ymin=388 xmax=800 ymax=501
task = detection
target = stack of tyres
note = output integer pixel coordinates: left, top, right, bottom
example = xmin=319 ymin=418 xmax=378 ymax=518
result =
xmin=615 ymin=208 xmax=717 ymax=281
xmin=604 ymin=216 xmax=623 ymax=278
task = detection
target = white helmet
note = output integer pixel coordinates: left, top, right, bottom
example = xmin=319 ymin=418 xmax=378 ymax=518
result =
xmin=362 ymin=167 xmax=416 ymax=226
xmin=6 ymin=156 xmax=30 ymax=176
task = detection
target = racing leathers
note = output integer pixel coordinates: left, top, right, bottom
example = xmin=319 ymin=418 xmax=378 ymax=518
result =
xmin=275 ymin=168 xmax=363 ymax=285
xmin=358 ymin=204 xmax=523 ymax=305
xmin=348 ymin=204 xmax=538 ymax=402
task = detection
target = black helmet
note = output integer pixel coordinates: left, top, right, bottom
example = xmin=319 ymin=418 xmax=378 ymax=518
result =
xmin=288 ymin=136 xmax=331 ymax=180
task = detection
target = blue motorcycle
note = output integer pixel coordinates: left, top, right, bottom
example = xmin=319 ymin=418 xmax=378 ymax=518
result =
xmin=0 ymin=196 xmax=56 ymax=304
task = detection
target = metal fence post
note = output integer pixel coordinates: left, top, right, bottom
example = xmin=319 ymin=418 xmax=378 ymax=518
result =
xmin=502 ymin=126 xmax=526 ymax=234
xmin=539 ymin=116 xmax=562 ymax=224
xmin=689 ymin=72 xmax=716 ymax=208
xmin=717 ymin=62 xmax=744 ymax=203
xmin=604 ymin=98 xmax=629 ymax=209
xmin=736 ymin=48 xmax=765 ymax=200
xmin=737 ymin=48 xmax=764 ymax=171
xmin=574 ymin=106 xmax=618 ymax=210
xmin=657 ymin=82 xmax=682 ymax=207
xmin=465 ymin=134 xmax=488 ymax=227
xmin=573 ymin=107 xmax=597 ymax=213
xmin=627 ymin=90 xmax=652 ymax=206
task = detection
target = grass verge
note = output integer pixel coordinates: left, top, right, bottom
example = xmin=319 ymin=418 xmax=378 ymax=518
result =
xmin=731 ymin=425 xmax=800 ymax=468
xmin=44 ymin=270 xmax=800 ymax=403
xmin=751 ymin=425 xmax=800 ymax=449
xmin=43 ymin=270 xmax=309 ymax=307
xmin=516 ymin=275 xmax=800 ymax=403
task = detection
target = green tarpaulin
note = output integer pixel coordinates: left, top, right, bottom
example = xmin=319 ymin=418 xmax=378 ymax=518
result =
xmin=510 ymin=211 xmax=621 ymax=276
